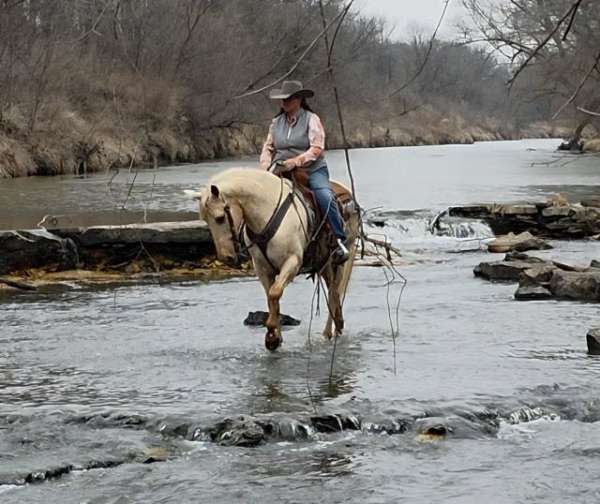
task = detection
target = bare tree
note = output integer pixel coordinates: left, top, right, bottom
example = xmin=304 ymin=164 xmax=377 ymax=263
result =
xmin=463 ymin=0 xmax=600 ymax=145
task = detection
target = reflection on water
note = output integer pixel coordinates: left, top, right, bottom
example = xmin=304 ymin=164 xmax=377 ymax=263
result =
xmin=2 ymin=140 xmax=600 ymax=503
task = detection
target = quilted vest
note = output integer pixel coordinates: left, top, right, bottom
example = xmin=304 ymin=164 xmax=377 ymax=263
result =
xmin=271 ymin=108 xmax=326 ymax=172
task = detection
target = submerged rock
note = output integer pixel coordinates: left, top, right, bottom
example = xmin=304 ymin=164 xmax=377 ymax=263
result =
xmin=243 ymin=311 xmax=301 ymax=327
xmin=514 ymin=284 xmax=553 ymax=300
xmin=415 ymin=418 xmax=450 ymax=437
xmin=310 ymin=414 xmax=361 ymax=433
xmin=586 ymin=329 xmax=600 ymax=355
xmin=207 ymin=416 xmax=265 ymax=447
xmin=142 ymin=447 xmax=171 ymax=464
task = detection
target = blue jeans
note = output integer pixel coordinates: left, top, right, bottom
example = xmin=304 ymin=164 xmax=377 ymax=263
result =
xmin=308 ymin=165 xmax=346 ymax=240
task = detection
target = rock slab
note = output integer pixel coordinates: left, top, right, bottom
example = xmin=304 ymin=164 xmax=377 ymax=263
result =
xmin=0 ymin=221 xmax=214 ymax=275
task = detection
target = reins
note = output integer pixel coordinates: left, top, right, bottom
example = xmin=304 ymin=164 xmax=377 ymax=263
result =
xmin=220 ymin=163 xmax=332 ymax=274
xmin=223 ymin=203 xmax=242 ymax=260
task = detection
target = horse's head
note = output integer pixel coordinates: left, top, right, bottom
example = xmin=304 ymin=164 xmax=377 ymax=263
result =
xmin=196 ymin=184 xmax=243 ymax=266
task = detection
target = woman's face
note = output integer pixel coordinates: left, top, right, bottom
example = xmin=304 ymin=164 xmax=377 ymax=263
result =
xmin=281 ymin=95 xmax=301 ymax=115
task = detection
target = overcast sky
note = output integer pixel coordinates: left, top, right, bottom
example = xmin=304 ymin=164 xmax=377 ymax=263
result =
xmin=357 ymin=0 xmax=469 ymax=39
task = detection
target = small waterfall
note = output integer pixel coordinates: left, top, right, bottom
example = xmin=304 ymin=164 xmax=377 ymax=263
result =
xmin=505 ymin=406 xmax=560 ymax=425
xmin=365 ymin=208 xmax=494 ymax=246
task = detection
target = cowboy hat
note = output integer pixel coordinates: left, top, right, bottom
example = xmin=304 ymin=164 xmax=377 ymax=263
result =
xmin=268 ymin=80 xmax=314 ymax=100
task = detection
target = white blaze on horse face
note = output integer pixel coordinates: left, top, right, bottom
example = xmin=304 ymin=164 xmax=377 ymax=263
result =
xmin=200 ymin=186 xmax=238 ymax=264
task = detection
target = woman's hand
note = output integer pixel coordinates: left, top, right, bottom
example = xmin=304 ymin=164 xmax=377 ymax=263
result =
xmin=283 ymin=157 xmax=300 ymax=170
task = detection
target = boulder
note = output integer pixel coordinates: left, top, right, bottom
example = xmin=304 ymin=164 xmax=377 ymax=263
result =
xmin=475 ymin=252 xmax=553 ymax=282
xmin=487 ymin=232 xmax=552 ymax=253
xmin=549 ymin=270 xmax=600 ymax=301
xmin=474 ymin=260 xmax=541 ymax=281
xmin=519 ymin=265 xmax=557 ymax=286
xmin=587 ymin=328 xmax=600 ymax=355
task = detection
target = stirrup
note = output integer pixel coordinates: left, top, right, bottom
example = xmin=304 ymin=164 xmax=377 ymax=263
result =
xmin=332 ymin=238 xmax=349 ymax=265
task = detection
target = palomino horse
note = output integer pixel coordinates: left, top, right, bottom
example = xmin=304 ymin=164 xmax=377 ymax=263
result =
xmin=187 ymin=168 xmax=359 ymax=351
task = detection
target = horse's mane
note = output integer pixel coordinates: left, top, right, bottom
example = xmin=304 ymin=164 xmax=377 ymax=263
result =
xmin=208 ymin=168 xmax=288 ymax=199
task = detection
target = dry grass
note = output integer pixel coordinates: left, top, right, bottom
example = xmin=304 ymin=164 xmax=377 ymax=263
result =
xmin=0 ymin=135 xmax=35 ymax=177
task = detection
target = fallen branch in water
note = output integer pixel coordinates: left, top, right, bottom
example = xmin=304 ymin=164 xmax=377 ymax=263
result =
xmin=363 ymin=235 xmax=402 ymax=261
xmin=0 ymin=277 xmax=37 ymax=291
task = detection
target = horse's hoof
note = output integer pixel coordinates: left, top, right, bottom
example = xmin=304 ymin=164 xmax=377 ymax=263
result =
xmin=265 ymin=330 xmax=282 ymax=352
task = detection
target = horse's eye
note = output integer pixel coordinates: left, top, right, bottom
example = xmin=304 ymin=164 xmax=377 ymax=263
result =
xmin=215 ymin=215 xmax=226 ymax=225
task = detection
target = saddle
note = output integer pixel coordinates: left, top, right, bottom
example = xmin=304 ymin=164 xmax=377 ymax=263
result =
xmin=281 ymin=169 xmax=356 ymax=274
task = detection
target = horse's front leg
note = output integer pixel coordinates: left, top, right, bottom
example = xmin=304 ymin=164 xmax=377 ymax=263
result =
xmin=265 ymin=255 xmax=301 ymax=351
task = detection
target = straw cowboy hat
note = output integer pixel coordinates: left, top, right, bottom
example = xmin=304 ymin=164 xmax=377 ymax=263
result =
xmin=268 ymin=80 xmax=314 ymax=100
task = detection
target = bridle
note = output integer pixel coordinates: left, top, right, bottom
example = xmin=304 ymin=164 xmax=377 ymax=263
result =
xmin=215 ymin=176 xmax=295 ymax=273
xmin=223 ymin=202 xmax=243 ymax=263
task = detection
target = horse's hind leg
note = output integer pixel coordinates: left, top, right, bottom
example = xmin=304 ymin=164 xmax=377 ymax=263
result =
xmin=322 ymin=266 xmax=343 ymax=340
xmin=265 ymin=255 xmax=300 ymax=351
xmin=323 ymin=234 xmax=358 ymax=340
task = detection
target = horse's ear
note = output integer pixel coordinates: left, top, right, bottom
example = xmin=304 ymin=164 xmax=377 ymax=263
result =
xmin=210 ymin=185 xmax=220 ymax=198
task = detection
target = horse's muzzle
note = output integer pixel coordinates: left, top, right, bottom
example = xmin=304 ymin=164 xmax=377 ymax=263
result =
xmin=219 ymin=254 xmax=239 ymax=267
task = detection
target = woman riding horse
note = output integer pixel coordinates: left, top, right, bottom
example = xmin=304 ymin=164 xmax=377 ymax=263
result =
xmin=259 ymin=80 xmax=350 ymax=264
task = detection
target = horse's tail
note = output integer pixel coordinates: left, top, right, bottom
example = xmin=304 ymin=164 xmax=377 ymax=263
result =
xmin=339 ymin=212 xmax=360 ymax=305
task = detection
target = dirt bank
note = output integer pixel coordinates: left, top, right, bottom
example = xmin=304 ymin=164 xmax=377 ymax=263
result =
xmin=0 ymin=102 xmax=574 ymax=179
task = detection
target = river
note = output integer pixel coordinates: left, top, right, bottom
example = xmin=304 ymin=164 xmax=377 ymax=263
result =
xmin=1 ymin=139 xmax=600 ymax=503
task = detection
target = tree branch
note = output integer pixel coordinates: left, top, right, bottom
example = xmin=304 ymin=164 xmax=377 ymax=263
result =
xmin=389 ymin=0 xmax=450 ymax=97
xmin=233 ymin=1 xmax=354 ymax=99
xmin=552 ymin=49 xmax=600 ymax=119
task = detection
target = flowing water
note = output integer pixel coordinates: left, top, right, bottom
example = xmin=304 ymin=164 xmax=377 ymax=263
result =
xmin=1 ymin=140 xmax=600 ymax=503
